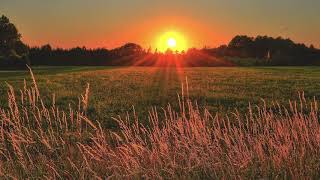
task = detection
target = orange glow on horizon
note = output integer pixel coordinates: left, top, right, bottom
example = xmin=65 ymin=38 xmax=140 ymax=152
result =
xmin=21 ymin=16 xmax=229 ymax=50
xmin=156 ymin=31 xmax=188 ymax=52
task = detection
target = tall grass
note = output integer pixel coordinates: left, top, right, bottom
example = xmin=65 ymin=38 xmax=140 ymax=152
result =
xmin=0 ymin=67 xmax=320 ymax=179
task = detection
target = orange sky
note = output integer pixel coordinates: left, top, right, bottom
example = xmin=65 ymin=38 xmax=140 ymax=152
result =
xmin=104 ymin=16 xmax=229 ymax=50
xmin=20 ymin=16 xmax=229 ymax=50
xmin=2 ymin=0 xmax=320 ymax=49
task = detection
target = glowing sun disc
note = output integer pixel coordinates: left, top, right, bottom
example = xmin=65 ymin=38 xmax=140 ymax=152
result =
xmin=156 ymin=31 xmax=188 ymax=52
xmin=167 ymin=38 xmax=177 ymax=48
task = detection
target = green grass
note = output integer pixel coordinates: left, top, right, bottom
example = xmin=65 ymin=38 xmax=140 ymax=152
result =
xmin=1 ymin=66 xmax=320 ymax=178
xmin=1 ymin=66 xmax=320 ymax=128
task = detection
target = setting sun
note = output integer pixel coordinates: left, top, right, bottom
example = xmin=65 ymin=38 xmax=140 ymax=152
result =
xmin=167 ymin=38 xmax=177 ymax=48
xmin=156 ymin=31 xmax=188 ymax=52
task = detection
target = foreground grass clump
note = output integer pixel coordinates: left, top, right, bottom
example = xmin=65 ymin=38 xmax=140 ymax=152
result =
xmin=0 ymin=68 xmax=320 ymax=179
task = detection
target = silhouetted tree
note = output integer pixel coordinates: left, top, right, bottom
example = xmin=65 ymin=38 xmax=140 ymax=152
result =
xmin=0 ymin=15 xmax=29 ymax=68
xmin=117 ymin=43 xmax=143 ymax=56
xmin=228 ymin=35 xmax=254 ymax=57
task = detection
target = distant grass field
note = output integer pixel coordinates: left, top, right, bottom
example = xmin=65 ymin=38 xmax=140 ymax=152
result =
xmin=2 ymin=66 xmax=320 ymax=178
xmin=1 ymin=66 xmax=320 ymax=128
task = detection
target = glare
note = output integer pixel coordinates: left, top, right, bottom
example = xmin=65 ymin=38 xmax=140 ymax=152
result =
xmin=167 ymin=38 xmax=177 ymax=48
xmin=156 ymin=31 xmax=188 ymax=52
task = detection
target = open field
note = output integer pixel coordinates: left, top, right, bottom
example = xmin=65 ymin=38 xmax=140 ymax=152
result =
xmin=1 ymin=66 xmax=320 ymax=178
xmin=1 ymin=66 xmax=320 ymax=128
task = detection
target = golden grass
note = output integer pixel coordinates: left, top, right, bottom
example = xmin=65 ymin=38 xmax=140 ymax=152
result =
xmin=0 ymin=67 xmax=320 ymax=179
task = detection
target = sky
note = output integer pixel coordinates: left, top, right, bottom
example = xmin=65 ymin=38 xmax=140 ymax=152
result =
xmin=1 ymin=0 xmax=320 ymax=49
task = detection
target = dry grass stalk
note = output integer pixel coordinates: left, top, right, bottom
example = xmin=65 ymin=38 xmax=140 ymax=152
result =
xmin=0 ymin=68 xmax=319 ymax=179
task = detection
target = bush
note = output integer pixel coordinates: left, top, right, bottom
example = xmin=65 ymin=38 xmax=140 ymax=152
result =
xmin=0 ymin=51 xmax=28 ymax=69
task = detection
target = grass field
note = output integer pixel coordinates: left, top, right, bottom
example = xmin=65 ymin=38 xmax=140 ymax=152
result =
xmin=1 ymin=66 xmax=320 ymax=128
xmin=1 ymin=66 xmax=320 ymax=178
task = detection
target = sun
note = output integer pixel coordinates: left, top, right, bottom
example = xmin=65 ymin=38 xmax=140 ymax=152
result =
xmin=156 ymin=31 xmax=188 ymax=52
xmin=167 ymin=38 xmax=177 ymax=48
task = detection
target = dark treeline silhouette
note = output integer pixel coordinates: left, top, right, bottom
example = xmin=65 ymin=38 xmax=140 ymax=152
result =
xmin=29 ymin=44 xmax=234 ymax=67
xmin=30 ymin=45 xmax=110 ymax=66
xmin=1 ymin=15 xmax=320 ymax=68
xmin=29 ymin=43 xmax=152 ymax=66
xmin=205 ymin=35 xmax=320 ymax=66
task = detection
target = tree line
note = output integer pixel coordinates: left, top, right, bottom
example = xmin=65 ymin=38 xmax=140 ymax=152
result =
xmin=1 ymin=15 xmax=319 ymax=68
xmin=29 ymin=43 xmax=145 ymax=66
xmin=205 ymin=35 xmax=320 ymax=65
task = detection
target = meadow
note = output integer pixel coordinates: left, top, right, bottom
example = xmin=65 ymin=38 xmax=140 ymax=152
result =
xmin=1 ymin=66 xmax=320 ymax=178
xmin=1 ymin=66 xmax=319 ymax=128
